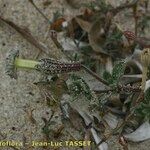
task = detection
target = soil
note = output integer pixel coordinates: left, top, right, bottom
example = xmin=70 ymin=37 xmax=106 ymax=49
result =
xmin=0 ymin=0 xmax=149 ymax=150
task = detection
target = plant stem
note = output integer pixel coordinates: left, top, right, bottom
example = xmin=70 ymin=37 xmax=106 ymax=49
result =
xmin=14 ymin=58 xmax=39 ymax=69
xmin=48 ymin=29 xmax=110 ymax=87
xmin=28 ymin=0 xmax=50 ymax=23
xmin=81 ymin=64 xmax=110 ymax=86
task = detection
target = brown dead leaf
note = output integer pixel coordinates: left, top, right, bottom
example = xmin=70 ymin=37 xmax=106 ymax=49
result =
xmin=28 ymin=0 xmax=50 ymax=22
xmin=24 ymin=107 xmax=36 ymax=125
xmin=67 ymin=9 xmax=93 ymax=41
xmin=60 ymin=102 xmax=86 ymax=132
xmin=93 ymin=116 xmax=106 ymax=133
xmin=50 ymin=18 xmax=66 ymax=32
xmin=0 ymin=16 xmax=49 ymax=55
xmin=84 ymin=128 xmax=91 ymax=150
xmin=88 ymin=19 xmax=107 ymax=54
xmin=82 ymin=8 xmax=94 ymax=20
xmin=67 ymin=18 xmax=89 ymax=42
xmin=35 ymin=76 xmax=68 ymax=106
xmin=53 ymin=124 xmax=64 ymax=138
xmin=75 ymin=17 xmax=92 ymax=33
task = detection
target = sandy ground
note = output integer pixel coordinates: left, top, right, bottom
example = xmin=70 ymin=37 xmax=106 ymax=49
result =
xmin=0 ymin=0 xmax=150 ymax=150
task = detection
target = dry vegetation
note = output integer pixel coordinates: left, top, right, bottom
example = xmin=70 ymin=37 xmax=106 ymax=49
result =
xmin=0 ymin=0 xmax=150 ymax=150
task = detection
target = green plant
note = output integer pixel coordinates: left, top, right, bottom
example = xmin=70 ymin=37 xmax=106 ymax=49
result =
xmin=135 ymin=88 xmax=150 ymax=121
xmin=68 ymin=74 xmax=94 ymax=101
xmin=103 ymin=60 xmax=126 ymax=86
xmin=5 ymin=49 xmax=82 ymax=79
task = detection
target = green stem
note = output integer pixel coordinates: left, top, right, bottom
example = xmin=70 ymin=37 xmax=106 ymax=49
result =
xmin=14 ymin=58 xmax=39 ymax=69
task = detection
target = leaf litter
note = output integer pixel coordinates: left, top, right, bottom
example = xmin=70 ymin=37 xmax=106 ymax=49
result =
xmin=1 ymin=0 xmax=150 ymax=149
